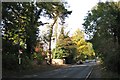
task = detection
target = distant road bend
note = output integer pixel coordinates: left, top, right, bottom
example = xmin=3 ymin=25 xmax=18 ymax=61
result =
xmin=22 ymin=62 xmax=96 ymax=78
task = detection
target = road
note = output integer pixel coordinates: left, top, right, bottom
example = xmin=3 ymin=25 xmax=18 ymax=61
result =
xmin=22 ymin=62 xmax=96 ymax=78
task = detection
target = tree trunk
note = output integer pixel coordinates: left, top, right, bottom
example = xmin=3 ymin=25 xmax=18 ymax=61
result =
xmin=48 ymin=16 xmax=58 ymax=64
xmin=26 ymin=38 xmax=32 ymax=58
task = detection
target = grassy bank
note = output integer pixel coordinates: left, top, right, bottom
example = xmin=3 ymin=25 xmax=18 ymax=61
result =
xmin=90 ymin=64 xmax=120 ymax=79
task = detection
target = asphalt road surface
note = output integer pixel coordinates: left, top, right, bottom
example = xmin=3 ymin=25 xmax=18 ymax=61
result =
xmin=22 ymin=62 xmax=96 ymax=78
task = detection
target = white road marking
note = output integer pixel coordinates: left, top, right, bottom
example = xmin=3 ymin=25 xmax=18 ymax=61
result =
xmin=85 ymin=67 xmax=93 ymax=80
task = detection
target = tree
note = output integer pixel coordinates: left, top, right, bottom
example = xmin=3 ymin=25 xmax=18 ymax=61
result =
xmin=2 ymin=2 xmax=71 ymax=69
xmin=2 ymin=2 xmax=42 ymax=59
xmin=83 ymin=1 xmax=120 ymax=72
xmin=37 ymin=2 xmax=72 ymax=64
xmin=72 ymin=29 xmax=95 ymax=60
xmin=52 ymin=26 xmax=77 ymax=63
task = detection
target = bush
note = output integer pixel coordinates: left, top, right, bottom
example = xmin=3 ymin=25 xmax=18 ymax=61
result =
xmin=31 ymin=52 xmax=44 ymax=64
xmin=2 ymin=52 xmax=33 ymax=70
xmin=52 ymin=48 xmax=65 ymax=59
xmin=104 ymin=48 xmax=120 ymax=73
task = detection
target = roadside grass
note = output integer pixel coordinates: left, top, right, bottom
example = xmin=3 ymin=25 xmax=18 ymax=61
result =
xmin=3 ymin=64 xmax=68 ymax=78
xmin=101 ymin=66 xmax=120 ymax=78
xmin=90 ymin=64 xmax=120 ymax=79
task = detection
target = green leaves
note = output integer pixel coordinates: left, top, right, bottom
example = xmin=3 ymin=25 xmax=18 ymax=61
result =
xmin=52 ymin=27 xmax=95 ymax=62
xmin=83 ymin=1 xmax=120 ymax=72
xmin=52 ymin=26 xmax=76 ymax=61
xmin=2 ymin=1 xmax=72 ymax=68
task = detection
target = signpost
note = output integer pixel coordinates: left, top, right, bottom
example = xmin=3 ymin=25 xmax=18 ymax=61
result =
xmin=18 ymin=49 xmax=22 ymax=65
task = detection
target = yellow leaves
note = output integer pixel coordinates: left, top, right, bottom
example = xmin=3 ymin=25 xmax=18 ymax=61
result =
xmin=52 ymin=0 xmax=61 ymax=2
xmin=92 ymin=52 xmax=95 ymax=56
xmin=72 ymin=29 xmax=95 ymax=57
xmin=83 ymin=42 xmax=95 ymax=56
xmin=73 ymin=28 xmax=84 ymax=38
xmin=20 ymin=16 xmax=27 ymax=23
xmin=77 ymin=39 xmax=86 ymax=46
xmin=20 ymin=16 xmax=27 ymax=20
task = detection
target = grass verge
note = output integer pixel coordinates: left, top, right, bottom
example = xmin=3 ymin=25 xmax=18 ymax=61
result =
xmin=90 ymin=64 xmax=120 ymax=79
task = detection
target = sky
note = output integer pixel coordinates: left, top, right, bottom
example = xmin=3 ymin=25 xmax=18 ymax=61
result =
xmin=39 ymin=0 xmax=119 ymax=49
xmin=39 ymin=0 xmax=119 ymax=37
xmin=63 ymin=0 xmax=119 ymax=39
xmin=65 ymin=0 xmax=99 ymax=36
xmin=39 ymin=0 xmax=99 ymax=38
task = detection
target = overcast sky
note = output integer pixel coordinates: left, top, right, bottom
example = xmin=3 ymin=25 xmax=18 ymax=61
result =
xmin=64 ymin=0 xmax=119 ymax=38
xmin=65 ymin=0 xmax=98 ymax=36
